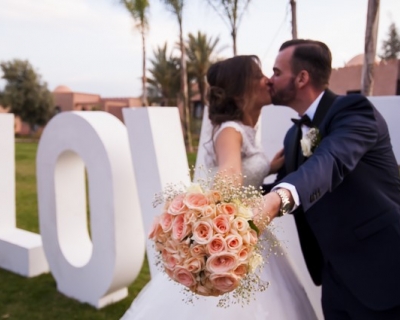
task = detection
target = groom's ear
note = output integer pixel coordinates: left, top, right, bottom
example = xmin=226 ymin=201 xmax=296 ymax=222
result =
xmin=296 ymin=70 xmax=310 ymax=88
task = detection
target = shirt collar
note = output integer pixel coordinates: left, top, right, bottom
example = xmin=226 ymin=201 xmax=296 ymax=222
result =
xmin=303 ymin=91 xmax=324 ymax=121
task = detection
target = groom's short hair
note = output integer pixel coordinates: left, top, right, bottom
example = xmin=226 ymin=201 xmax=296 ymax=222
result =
xmin=280 ymin=39 xmax=332 ymax=90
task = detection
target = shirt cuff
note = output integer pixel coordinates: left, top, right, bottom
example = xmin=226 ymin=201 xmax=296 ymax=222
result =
xmin=272 ymin=183 xmax=300 ymax=213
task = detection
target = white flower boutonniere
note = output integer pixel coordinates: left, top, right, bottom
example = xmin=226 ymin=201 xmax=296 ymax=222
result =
xmin=300 ymin=127 xmax=321 ymax=157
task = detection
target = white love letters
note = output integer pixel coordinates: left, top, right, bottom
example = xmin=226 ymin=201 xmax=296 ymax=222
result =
xmin=0 ymin=113 xmax=49 ymax=277
xmin=36 ymin=112 xmax=145 ymax=308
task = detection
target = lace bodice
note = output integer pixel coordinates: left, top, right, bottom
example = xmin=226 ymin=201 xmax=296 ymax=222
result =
xmin=203 ymin=121 xmax=271 ymax=187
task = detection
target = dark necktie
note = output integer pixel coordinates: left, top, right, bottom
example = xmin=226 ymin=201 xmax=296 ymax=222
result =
xmin=287 ymin=115 xmax=312 ymax=173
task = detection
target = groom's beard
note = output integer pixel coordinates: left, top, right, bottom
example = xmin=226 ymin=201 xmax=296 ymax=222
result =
xmin=271 ymin=77 xmax=296 ymax=106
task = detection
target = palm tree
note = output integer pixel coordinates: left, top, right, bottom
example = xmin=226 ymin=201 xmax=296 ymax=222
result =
xmin=147 ymin=43 xmax=180 ymax=106
xmin=121 ymin=0 xmax=150 ymax=106
xmin=206 ymin=0 xmax=252 ymax=56
xmin=160 ymin=0 xmax=193 ymax=152
xmin=186 ymin=31 xmax=223 ymax=109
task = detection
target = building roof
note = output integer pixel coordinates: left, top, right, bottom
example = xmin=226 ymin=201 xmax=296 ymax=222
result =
xmin=54 ymin=85 xmax=72 ymax=93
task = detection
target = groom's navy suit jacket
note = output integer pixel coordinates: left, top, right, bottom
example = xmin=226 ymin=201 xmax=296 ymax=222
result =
xmin=270 ymin=90 xmax=400 ymax=311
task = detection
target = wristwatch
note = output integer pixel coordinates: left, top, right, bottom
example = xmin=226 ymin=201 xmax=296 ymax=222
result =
xmin=273 ymin=189 xmax=292 ymax=217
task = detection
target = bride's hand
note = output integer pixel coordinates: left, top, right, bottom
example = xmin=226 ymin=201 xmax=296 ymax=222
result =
xmin=269 ymin=148 xmax=284 ymax=174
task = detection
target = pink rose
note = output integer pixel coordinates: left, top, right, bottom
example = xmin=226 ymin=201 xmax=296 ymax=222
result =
xmin=148 ymin=216 xmax=162 ymax=240
xmin=213 ymin=215 xmax=231 ymax=234
xmin=218 ymin=203 xmax=237 ymax=217
xmin=231 ymin=217 xmax=249 ymax=234
xmin=184 ymin=256 xmax=204 ymax=273
xmin=193 ymin=284 xmax=212 ymax=296
xmin=190 ymin=244 xmax=206 ymax=257
xmin=238 ymin=247 xmax=250 ymax=261
xmin=173 ymin=266 xmax=196 ymax=288
xmin=162 ymin=250 xmax=181 ymax=270
xmin=206 ymin=252 xmax=238 ymax=273
xmin=206 ymin=234 xmax=227 ymax=255
xmin=184 ymin=193 xmax=209 ymax=210
xmin=209 ymin=273 xmax=240 ymax=293
xmin=159 ymin=212 xmax=174 ymax=232
xmin=233 ymin=263 xmax=248 ymax=277
xmin=168 ymin=194 xmax=188 ymax=215
xmin=225 ymin=233 xmax=243 ymax=252
xmin=192 ymin=219 xmax=213 ymax=244
xmin=172 ymin=214 xmax=189 ymax=241
xmin=249 ymin=229 xmax=258 ymax=245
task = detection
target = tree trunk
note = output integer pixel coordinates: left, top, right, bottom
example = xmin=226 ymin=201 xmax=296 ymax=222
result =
xmin=141 ymin=27 xmax=148 ymax=106
xmin=179 ymin=20 xmax=193 ymax=152
xmin=232 ymin=28 xmax=237 ymax=56
xmin=290 ymin=0 xmax=298 ymax=39
xmin=362 ymin=0 xmax=380 ymax=96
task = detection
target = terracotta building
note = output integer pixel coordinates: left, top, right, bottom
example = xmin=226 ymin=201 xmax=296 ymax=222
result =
xmin=53 ymin=85 xmax=142 ymax=121
xmin=330 ymin=54 xmax=400 ymax=95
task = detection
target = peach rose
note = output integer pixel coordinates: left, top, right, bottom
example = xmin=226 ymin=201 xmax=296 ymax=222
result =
xmin=193 ymin=284 xmax=212 ymax=296
xmin=184 ymin=193 xmax=209 ymax=210
xmin=225 ymin=233 xmax=243 ymax=252
xmin=159 ymin=212 xmax=174 ymax=232
xmin=178 ymin=243 xmax=191 ymax=258
xmin=249 ymin=229 xmax=258 ymax=245
xmin=184 ymin=210 xmax=200 ymax=225
xmin=206 ymin=252 xmax=238 ymax=273
xmin=213 ymin=215 xmax=231 ymax=234
xmin=233 ymin=263 xmax=248 ymax=277
xmin=172 ymin=214 xmax=189 ymax=241
xmin=148 ymin=216 xmax=162 ymax=240
xmin=206 ymin=190 xmax=222 ymax=204
xmin=168 ymin=194 xmax=188 ymax=215
xmin=231 ymin=217 xmax=249 ymax=234
xmin=218 ymin=203 xmax=237 ymax=217
xmin=206 ymin=234 xmax=227 ymax=255
xmin=209 ymin=273 xmax=240 ymax=293
xmin=192 ymin=219 xmax=213 ymax=244
xmin=173 ymin=266 xmax=196 ymax=288
xmin=190 ymin=244 xmax=206 ymax=257
xmin=184 ymin=256 xmax=204 ymax=273
xmin=202 ymin=204 xmax=217 ymax=218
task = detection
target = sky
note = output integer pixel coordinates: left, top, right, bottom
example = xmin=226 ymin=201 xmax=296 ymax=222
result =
xmin=1 ymin=0 xmax=399 ymax=98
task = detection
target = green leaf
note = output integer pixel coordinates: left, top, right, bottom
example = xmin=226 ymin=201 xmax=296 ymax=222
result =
xmin=248 ymin=220 xmax=260 ymax=236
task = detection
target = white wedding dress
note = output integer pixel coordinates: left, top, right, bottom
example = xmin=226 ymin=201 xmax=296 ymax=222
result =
xmin=121 ymin=121 xmax=318 ymax=320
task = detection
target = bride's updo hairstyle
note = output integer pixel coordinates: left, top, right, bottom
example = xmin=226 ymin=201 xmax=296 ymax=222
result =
xmin=206 ymin=55 xmax=262 ymax=126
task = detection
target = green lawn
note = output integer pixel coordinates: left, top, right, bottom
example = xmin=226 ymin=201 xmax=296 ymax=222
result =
xmin=1 ymin=142 xmax=197 ymax=319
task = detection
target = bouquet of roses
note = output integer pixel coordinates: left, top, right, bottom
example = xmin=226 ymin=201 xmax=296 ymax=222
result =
xmin=149 ymin=174 xmax=268 ymax=305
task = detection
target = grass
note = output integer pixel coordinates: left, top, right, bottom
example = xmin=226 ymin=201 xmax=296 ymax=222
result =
xmin=1 ymin=142 xmax=197 ymax=319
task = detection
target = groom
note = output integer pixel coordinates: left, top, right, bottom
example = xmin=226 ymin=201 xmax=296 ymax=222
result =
xmin=261 ymin=39 xmax=400 ymax=319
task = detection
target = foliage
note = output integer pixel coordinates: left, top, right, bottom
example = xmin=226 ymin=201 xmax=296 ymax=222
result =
xmin=121 ymin=0 xmax=150 ymax=106
xmin=0 ymin=59 xmax=54 ymax=132
xmin=186 ymin=31 xmax=224 ymax=108
xmin=380 ymin=22 xmax=400 ymax=60
xmin=159 ymin=0 xmax=193 ymax=152
xmin=147 ymin=43 xmax=181 ymax=106
xmin=206 ymin=0 xmax=252 ymax=56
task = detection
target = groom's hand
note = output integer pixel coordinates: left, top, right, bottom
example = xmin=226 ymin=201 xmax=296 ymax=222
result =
xmin=254 ymin=189 xmax=294 ymax=231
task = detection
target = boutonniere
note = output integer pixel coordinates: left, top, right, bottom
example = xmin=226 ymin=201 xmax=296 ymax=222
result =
xmin=300 ymin=127 xmax=321 ymax=157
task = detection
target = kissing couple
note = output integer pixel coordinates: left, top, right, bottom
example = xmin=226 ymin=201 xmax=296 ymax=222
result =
xmin=121 ymin=39 xmax=400 ymax=320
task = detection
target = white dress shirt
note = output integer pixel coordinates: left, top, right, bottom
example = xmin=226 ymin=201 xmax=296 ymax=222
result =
xmin=273 ymin=91 xmax=325 ymax=211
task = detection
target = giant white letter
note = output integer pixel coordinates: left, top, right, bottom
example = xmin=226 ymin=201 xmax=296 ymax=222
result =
xmin=36 ymin=111 xmax=145 ymax=308
xmin=123 ymin=107 xmax=190 ymax=277
xmin=0 ymin=113 xmax=49 ymax=277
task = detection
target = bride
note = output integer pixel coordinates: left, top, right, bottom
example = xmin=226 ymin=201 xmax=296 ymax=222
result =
xmin=121 ymin=55 xmax=317 ymax=320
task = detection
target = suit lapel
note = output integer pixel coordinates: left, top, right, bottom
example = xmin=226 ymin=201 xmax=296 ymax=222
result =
xmin=312 ymin=89 xmax=338 ymax=127
xmin=285 ymin=125 xmax=299 ymax=173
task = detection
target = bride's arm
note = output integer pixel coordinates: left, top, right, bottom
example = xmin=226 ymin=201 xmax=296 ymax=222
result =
xmin=269 ymin=148 xmax=285 ymax=174
xmin=214 ymin=127 xmax=243 ymax=184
